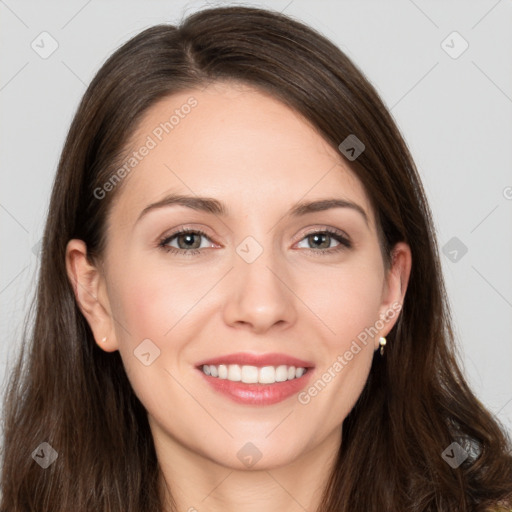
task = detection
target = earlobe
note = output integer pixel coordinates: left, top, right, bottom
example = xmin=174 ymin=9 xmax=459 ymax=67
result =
xmin=65 ymin=239 xmax=118 ymax=352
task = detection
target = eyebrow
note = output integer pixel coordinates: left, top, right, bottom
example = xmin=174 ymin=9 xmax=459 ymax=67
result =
xmin=135 ymin=194 xmax=369 ymax=226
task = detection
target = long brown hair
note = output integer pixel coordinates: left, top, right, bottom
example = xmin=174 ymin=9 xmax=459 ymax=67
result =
xmin=1 ymin=6 xmax=511 ymax=511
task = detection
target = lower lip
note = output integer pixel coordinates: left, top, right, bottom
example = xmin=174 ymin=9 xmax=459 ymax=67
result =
xmin=197 ymin=367 xmax=315 ymax=405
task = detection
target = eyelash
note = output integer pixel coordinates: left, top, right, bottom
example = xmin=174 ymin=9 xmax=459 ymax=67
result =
xmin=157 ymin=226 xmax=352 ymax=257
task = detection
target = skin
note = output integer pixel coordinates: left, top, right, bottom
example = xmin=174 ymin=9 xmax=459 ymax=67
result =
xmin=66 ymin=80 xmax=412 ymax=512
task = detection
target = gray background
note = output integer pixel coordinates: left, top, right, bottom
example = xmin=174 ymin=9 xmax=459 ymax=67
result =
xmin=1 ymin=0 xmax=511 ymax=434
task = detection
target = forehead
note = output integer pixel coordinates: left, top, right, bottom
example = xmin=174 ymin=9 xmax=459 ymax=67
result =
xmin=109 ymin=81 xmax=374 ymax=229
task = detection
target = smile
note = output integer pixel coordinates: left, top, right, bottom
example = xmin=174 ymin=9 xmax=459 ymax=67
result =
xmin=201 ymin=363 xmax=308 ymax=384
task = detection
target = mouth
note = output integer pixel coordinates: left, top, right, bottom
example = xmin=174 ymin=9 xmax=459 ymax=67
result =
xmin=194 ymin=352 xmax=315 ymax=406
xmin=196 ymin=362 xmax=312 ymax=384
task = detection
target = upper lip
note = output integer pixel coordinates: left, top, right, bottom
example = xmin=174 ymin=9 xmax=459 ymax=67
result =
xmin=195 ymin=352 xmax=315 ymax=369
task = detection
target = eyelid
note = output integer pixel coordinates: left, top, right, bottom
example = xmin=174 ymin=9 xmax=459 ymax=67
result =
xmin=158 ymin=224 xmax=217 ymax=242
xmin=296 ymin=225 xmax=351 ymax=243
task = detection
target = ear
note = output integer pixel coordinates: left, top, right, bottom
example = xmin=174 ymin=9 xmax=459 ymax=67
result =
xmin=65 ymin=239 xmax=119 ymax=352
xmin=374 ymin=241 xmax=412 ymax=351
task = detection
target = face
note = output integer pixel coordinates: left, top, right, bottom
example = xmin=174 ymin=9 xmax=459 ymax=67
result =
xmin=68 ymin=80 xmax=410 ymax=471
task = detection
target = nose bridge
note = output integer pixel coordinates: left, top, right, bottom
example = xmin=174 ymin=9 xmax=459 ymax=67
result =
xmin=237 ymin=234 xmax=281 ymax=287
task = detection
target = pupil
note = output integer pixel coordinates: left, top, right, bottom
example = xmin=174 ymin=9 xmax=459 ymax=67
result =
xmin=180 ymin=234 xmax=199 ymax=249
xmin=311 ymin=234 xmax=328 ymax=249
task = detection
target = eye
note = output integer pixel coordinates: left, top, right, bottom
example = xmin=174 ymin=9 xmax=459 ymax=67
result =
xmin=158 ymin=226 xmax=352 ymax=256
xmin=295 ymin=228 xmax=352 ymax=255
xmin=158 ymin=228 xmax=214 ymax=256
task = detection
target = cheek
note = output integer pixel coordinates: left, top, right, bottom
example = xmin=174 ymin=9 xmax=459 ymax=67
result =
xmin=106 ymin=262 xmax=194 ymax=414
xmin=302 ymin=276 xmax=379 ymax=425
xmin=106 ymin=255 xmax=214 ymax=393
xmin=303 ymin=257 xmax=385 ymax=345
xmin=108 ymin=256 xmax=206 ymax=341
xmin=299 ymin=259 xmax=383 ymax=420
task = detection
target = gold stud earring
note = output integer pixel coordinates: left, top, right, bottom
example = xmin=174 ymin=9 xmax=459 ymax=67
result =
xmin=379 ymin=336 xmax=387 ymax=356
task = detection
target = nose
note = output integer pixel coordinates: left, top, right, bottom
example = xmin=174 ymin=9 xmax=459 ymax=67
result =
xmin=222 ymin=245 xmax=297 ymax=334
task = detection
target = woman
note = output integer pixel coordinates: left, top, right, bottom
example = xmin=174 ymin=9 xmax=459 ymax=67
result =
xmin=1 ymin=5 xmax=511 ymax=511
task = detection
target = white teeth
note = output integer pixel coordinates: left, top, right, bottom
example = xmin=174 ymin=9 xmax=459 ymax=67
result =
xmin=275 ymin=365 xmax=288 ymax=382
xmin=227 ymin=364 xmax=241 ymax=381
xmin=201 ymin=364 xmax=308 ymax=384
xmin=218 ymin=364 xmax=228 ymax=379
xmin=259 ymin=366 xmax=276 ymax=384
xmin=241 ymin=365 xmax=259 ymax=384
